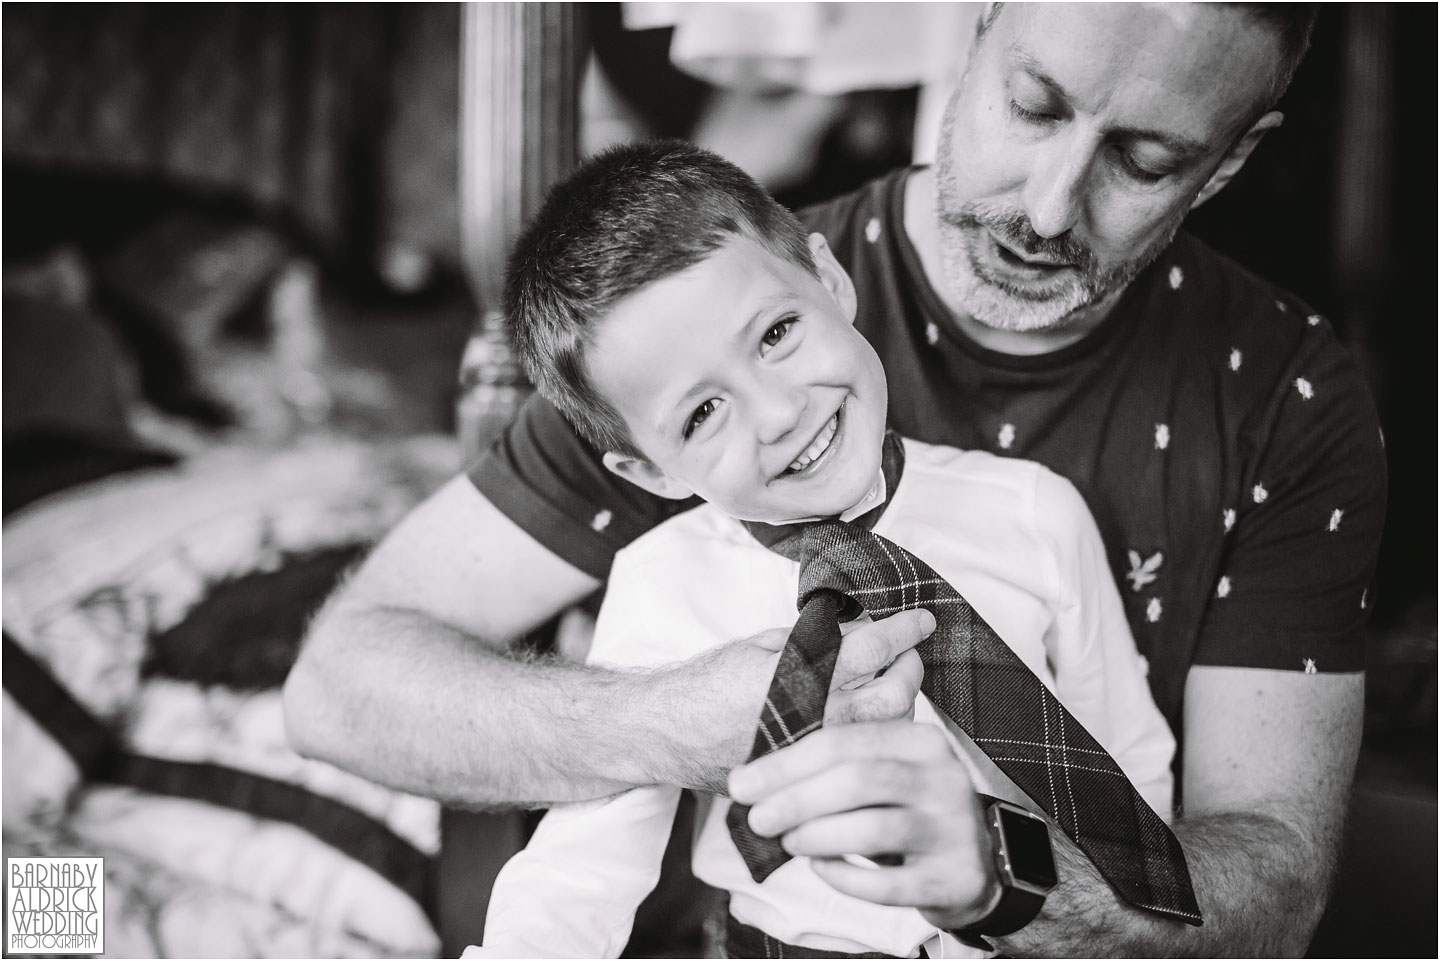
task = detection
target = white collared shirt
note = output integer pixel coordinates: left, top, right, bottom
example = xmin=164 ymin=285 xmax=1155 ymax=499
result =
xmin=474 ymin=440 xmax=1176 ymax=959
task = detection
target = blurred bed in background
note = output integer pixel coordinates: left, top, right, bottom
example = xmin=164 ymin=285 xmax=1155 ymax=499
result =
xmin=3 ymin=6 xmax=472 ymax=956
xmin=1 ymin=4 xmax=1433 ymax=958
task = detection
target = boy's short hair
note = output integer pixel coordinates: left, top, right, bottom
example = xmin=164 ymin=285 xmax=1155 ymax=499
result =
xmin=505 ymin=139 xmax=817 ymax=458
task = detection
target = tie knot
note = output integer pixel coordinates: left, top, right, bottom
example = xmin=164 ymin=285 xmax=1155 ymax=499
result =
xmin=766 ymin=521 xmax=933 ymax=625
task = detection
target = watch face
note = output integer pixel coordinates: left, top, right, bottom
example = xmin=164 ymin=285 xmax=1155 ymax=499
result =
xmin=996 ymin=805 xmax=1058 ymax=890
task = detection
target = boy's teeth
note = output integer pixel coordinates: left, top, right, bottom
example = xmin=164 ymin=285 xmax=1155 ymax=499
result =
xmin=788 ymin=414 xmax=839 ymax=472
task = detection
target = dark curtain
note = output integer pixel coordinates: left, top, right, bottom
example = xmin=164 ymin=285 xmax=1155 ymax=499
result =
xmin=3 ymin=3 xmax=461 ymax=271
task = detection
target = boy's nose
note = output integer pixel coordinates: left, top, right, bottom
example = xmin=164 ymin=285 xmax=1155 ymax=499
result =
xmin=753 ymin=384 xmax=808 ymax=446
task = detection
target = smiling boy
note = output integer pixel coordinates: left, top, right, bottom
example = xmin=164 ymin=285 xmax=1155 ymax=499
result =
xmin=473 ymin=140 xmax=1176 ymax=959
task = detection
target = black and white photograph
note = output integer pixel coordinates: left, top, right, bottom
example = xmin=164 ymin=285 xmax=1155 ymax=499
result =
xmin=3 ymin=3 xmax=1433 ymax=958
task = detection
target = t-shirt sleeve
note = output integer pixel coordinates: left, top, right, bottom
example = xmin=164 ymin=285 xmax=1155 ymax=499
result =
xmin=1195 ymin=322 xmax=1387 ymax=674
xmin=467 ymin=393 xmax=697 ymax=580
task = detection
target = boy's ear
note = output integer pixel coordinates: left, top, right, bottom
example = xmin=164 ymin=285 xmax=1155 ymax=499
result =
xmin=808 ymin=233 xmax=858 ymax=324
xmin=1191 ymin=110 xmax=1284 ymax=211
xmin=602 ymin=451 xmax=695 ymax=500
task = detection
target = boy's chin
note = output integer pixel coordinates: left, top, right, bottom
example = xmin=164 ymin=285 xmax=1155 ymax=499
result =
xmin=761 ymin=470 xmax=888 ymax=526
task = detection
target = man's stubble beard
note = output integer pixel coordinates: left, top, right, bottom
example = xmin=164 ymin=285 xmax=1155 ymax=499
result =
xmin=933 ymin=94 xmax=1189 ymax=334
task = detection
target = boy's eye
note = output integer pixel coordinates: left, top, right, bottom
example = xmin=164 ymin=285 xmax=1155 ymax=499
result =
xmin=683 ymin=399 xmax=718 ymax=439
xmin=761 ymin=316 xmax=797 ymax=350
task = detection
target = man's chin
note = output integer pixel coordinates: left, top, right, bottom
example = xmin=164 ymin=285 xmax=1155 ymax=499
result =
xmin=962 ymin=283 xmax=1093 ymax=333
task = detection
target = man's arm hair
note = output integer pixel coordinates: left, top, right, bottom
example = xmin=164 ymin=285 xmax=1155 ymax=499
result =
xmin=1020 ymin=809 xmax=1334 ymax=957
xmin=283 ymin=476 xmax=754 ymax=805
xmin=284 ymin=475 xmax=931 ymax=806
xmin=997 ymin=667 xmax=1361 ymax=957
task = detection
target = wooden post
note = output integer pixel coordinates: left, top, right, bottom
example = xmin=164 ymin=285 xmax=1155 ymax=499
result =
xmin=441 ymin=6 xmax=584 ymax=955
xmin=456 ymin=1 xmax=583 ymax=465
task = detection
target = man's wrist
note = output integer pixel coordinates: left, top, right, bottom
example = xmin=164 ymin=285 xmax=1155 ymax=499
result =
xmin=639 ymin=642 xmax=770 ymax=793
xmin=951 ymin=868 xmax=1005 ymax=930
xmin=947 ymin=796 xmax=1056 ymax=945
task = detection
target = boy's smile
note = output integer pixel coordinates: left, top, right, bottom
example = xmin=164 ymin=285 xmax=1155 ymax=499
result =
xmin=588 ymin=233 xmax=889 ymax=524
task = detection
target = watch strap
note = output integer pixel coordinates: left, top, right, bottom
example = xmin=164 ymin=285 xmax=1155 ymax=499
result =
xmin=950 ymin=884 xmax=1047 ymax=949
xmin=950 ymin=795 xmax=1049 ymax=948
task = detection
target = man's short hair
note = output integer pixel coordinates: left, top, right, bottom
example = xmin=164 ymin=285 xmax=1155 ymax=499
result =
xmin=976 ymin=3 xmax=1317 ymax=118
xmin=505 ymin=139 xmax=816 ymax=458
xmin=1228 ymin=3 xmax=1318 ymax=112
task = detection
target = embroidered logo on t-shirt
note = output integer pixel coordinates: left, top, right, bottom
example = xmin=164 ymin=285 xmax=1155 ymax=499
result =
xmin=1126 ymin=550 xmax=1163 ymax=591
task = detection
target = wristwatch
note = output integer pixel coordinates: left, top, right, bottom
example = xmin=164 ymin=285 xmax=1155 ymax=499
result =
xmin=950 ymin=794 xmax=1057 ymax=950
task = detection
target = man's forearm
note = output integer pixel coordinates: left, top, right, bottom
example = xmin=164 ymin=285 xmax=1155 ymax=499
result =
xmin=284 ymin=605 xmax=759 ymax=806
xmin=999 ymin=810 xmax=1336 ymax=957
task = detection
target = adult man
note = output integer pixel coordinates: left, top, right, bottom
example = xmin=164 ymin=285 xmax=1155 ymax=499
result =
xmin=286 ymin=4 xmax=1385 ymax=955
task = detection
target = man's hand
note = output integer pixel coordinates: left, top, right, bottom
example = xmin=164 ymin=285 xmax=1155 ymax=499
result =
xmin=290 ymin=473 xmax=932 ymax=805
xmin=727 ymin=719 xmax=998 ymax=929
xmin=829 ymin=610 xmax=932 ymax=724
xmin=699 ymin=610 xmax=933 ymax=793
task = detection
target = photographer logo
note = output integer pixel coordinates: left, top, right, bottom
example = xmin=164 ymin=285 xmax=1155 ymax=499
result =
xmin=7 ymin=858 xmax=104 ymax=955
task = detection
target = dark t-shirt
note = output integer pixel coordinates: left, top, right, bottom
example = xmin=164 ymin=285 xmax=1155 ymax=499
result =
xmin=470 ymin=168 xmax=1387 ymax=731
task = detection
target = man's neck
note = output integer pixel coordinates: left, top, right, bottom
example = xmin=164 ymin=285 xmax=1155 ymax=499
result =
xmin=902 ymin=168 xmax=1120 ymax=357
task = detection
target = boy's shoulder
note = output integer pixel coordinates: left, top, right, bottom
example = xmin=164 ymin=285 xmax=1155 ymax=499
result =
xmin=894 ymin=437 xmax=1093 ymax=541
xmin=899 ymin=436 xmax=1051 ymax=492
xmin=604 ymin=504 xmax=800 ymax=645
xmin=612 ymin=502 xmax=773 ymax=573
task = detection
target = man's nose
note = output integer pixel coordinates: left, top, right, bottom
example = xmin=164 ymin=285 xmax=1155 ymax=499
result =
xmin=1022 ymin=133 xmax=1094 ymax=239
xmin=752 ymin=382 xmax=808 ymax=446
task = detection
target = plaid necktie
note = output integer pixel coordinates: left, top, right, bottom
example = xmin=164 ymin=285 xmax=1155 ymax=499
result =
xmin=727 ymin=434 xmax=1202 ymax=926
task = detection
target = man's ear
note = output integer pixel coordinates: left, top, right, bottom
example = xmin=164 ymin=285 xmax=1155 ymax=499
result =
xmin=601 ymin=451 xmax=695 ymax=500
xmin=809 ymin=232 xmax=858 ymax=324
xmin=1191 ymin=111 xmax=1284 ymax=211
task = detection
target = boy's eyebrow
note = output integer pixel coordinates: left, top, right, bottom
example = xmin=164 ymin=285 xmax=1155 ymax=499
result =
xmin=657 ymin=382 xmax=711 ymax=438
xmin=736 ymin=293 xmax=792 ymax=345
xmin=1009 ymin=48 xmax=1212 ymax=160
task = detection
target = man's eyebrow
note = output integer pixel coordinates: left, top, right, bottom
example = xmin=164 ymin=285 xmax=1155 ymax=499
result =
xmin=1009 ymin=49 xmax=1212 ymax=160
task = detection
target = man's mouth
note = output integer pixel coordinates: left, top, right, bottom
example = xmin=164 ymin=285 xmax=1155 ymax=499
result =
xmin=988 ymin=231 xmax=1072 ymax=272
xmin=782 ymin=410 xmax=840 ymax=476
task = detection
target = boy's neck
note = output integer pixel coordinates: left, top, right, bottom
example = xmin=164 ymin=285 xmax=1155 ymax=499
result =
xmin=770 ymin=464 xmax=889 ymax=527
xmin=841 ymin=469 xmax=888 ymax=521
